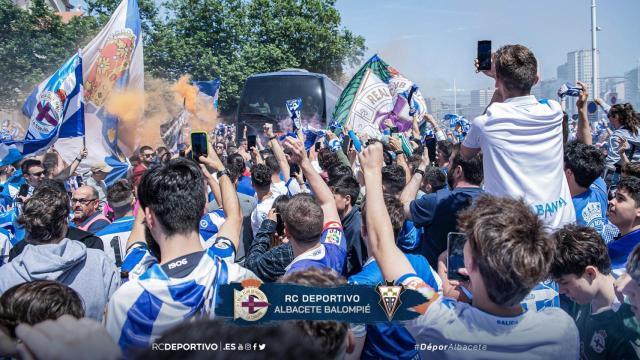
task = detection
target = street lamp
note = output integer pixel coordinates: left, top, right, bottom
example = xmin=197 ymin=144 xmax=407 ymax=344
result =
xmin=591 ymin=0 xmax=600 ymax=99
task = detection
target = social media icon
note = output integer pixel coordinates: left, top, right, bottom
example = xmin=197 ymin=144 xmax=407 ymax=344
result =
xmin=259 ymin=344 xmax=266 ymax=351
xmin=245 ymin=343 xmax=252 ymax=351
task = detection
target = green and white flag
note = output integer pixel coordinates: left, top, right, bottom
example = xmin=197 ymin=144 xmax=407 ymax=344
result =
xmin=331 ymin=54 xmax=428 ymax=137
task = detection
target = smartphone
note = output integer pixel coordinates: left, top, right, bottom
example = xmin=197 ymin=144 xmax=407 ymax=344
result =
xmin=290 ymin=163 xmax=300 ymax=176
xmin=190 ymin=131 xmax=208 ymax=161
xmin=447 ymin=232 xmax=470 ymax=281
xmin=477 ymin=40 xmax=492 ymax=71
xmin=314 ymin=142 xmax=321 ymax=152
xmin=423 ymin=137 xmax=437 ymax=164
xmin=342 ymin=135 xmax=352 ymax=154
xmin=247 ymin=134 xmax=257 ymax=149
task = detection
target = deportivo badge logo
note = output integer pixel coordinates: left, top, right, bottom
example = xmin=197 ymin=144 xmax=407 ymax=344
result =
xmin=376 ymin=281 xmax=404 ymax=321
xmin=234 ymin=279 xmax=269 ymax=322
xmin=324 ymin=229 xmax=342 ymax=246
xmin=590 ymin=330 xmax=607 ymax=354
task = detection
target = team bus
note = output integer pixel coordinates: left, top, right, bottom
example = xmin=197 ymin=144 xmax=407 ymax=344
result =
xmin=236 ymin=69 xmax=343 ymax=135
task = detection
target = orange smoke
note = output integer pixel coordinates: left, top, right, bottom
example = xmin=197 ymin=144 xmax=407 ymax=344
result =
xmin=172 ymin=75 xmax=218 ymax=133
xmin=104 ymin=75 xmax=218 ymax=155
xmin=172 ymin=75 xmax=199 ymax=115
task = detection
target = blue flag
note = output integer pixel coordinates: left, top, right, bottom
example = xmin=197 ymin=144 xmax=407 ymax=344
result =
xmin=2 ymin=54 xmax=84 ymax=166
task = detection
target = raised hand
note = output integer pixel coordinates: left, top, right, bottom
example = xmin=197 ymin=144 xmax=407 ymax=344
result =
xmin=358 ymin=141 xmax=384 ymax=175
xmin=282 ymin=137 xmax=308 ymax=165
xmin=576 ymin=81 xmax=589 ymax=109
xmin=198 ymin=135 xmax=225 ymax=171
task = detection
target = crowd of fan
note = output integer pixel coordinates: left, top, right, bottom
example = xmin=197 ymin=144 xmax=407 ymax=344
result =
xmin=1 ymin=44 xmax=640 ymax=360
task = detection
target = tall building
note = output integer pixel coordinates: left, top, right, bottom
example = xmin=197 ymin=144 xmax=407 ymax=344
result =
xmin=12 ymin=0 xmax=74 ymax=11
xmin=532 ymin=78 xmax=562 ymax=101
xmin=557 ymin=50 xmax=600 ymax=115
xmin=470 ymin=89 xmax=494 ymax=109
xmin=425 ymin=97 xmax=445 ymax=120
xmin=626 ymin=65 xmax=640 ymax=110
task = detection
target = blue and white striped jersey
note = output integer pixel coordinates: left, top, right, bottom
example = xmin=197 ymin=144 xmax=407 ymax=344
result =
xmin=96 ymin=216 xmax=135 ymax=266
xmin=199 ymin=209 xmax=225 ymax=248
xmin=106 ymin=237 xmax=256 ymax=350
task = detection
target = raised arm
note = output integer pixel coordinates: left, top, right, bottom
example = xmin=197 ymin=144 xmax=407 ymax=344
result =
xmin=412 ymin=114 xmax=421 ymax=139
xmin=359 ymin=142 xmax=415 ymax=281
xmin=576 ymin=81 xmax=592 ymax=145
xmin=284 ymin=137 xmax=340 ymax=224
xmin=53 ymin=147 xmax=87 ymax=181
xmin=200 ymin=140 xmax=242 ymax=250
xmin=264 ymin=123 xmax=290 ymax=180
xmin=400 ymin=148 xmax=430 ymax=219
xmin=389 ymin=136 xmax=411 ymax=185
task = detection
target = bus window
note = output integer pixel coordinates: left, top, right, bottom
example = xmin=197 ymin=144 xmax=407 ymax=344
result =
xmin=238 ymin=75 xmax=325 ymax=124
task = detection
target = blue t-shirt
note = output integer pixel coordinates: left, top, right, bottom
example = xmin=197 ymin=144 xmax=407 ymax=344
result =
xmin=237 ymin=175 xmax=256 ymax=197
xmin=609 ymin=228 xmax=640 ymax=275
xmin=349 ymin=254 xmax=440 ymax=360
xmin=572 ymin=177 xmax=609 ymax=237
xmin=396 ymin=219 xmax=422 ymax=252
xmin=409 ymin=187 xmax=484 ymax=268
xmin=285 ymin=221 xmax=347 ymax=275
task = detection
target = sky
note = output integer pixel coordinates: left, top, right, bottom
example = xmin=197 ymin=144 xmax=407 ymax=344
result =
xmin=335 ymin=0 xmax=640 ymax=101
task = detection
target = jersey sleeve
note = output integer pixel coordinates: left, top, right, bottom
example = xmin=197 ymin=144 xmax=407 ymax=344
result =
xmin=120 ymin=244 xmax=158 ymax=282
xmin=462 ymin=116 xmax=483 ymax=149
xmin=209 ymin=236 xmax=236 ymax=263
xmin=409 ymin=193 xmax=438 ymax=227
xmin=399 ymin=274 xmax=439 ymax=314
xmin=321 ymin=221 xmax=347 ymax=253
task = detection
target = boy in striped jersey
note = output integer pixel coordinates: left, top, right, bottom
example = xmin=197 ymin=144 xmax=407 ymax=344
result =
xmin=105 ymin=148 xmax=256 ymax=351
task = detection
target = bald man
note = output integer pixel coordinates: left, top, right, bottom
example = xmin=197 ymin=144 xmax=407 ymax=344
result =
xmin=72 ymin=185 xmax=111 ymax=233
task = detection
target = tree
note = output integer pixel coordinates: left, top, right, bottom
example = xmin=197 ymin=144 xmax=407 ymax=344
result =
xmin=145 ymin=0 xmax=366 ymax=114
xmin=0 ymin=0 xmax=99 ymax=109
xmin=0 ymin=0 xmax=365 ymax=115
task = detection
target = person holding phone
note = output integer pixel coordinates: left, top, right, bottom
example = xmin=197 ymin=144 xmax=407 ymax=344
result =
xmin=358 ymin=142 xmax=579 ymax=359
xmin=462 ymin=44 xmax=575 ymax=230
xmin=399 ymin=144 xmax=484 ymax=269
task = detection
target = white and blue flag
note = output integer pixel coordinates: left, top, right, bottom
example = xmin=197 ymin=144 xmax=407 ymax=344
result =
xmin=1 ymin=54 xmax=84 ymax=166
xmin=55 ymin=0 xmax=143 ymax=185
xmin=193 ymin=79 xmax=221 ymax=109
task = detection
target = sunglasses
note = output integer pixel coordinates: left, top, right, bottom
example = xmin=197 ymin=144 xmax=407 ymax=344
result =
xmin=142 ymin=153 xmax=154 ymax=158
xmin=29 ymin=171 xmax=45 ymax=177
xmin=71 ymin=198 xmax=97 ymax=205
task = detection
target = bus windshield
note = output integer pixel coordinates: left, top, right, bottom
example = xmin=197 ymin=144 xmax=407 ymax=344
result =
xmin=238 ymin=75 xmax=325 ymax=123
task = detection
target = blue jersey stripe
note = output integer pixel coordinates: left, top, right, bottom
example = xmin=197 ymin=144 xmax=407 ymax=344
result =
xmin=118 ymin=290 xmax=163 ymax=350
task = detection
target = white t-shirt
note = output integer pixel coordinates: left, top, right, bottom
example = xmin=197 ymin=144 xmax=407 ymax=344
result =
xmin=463 ymin=96 xmax=575 ymax=230
xmin=402 ymin=276 xmax=579 ymax=360
xmin=250 ymin=194 xmax=277 ymax=236
xmin=271 ymin=181 xmax=288 ymax=197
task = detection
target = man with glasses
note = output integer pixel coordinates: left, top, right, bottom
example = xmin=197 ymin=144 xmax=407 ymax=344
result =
xmin=71 ymin=185 xmax=111 ymax=233
xmin=133 ymin=145 xmax=155 ymax=187
xmin=20 ymin=159 xmax=45 ymax=197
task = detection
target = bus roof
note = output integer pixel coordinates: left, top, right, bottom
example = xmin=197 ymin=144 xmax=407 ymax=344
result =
xmin=248 ymin=70 xmax=335 ymax=82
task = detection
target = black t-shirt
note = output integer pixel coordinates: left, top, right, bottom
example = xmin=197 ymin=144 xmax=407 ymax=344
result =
xmin=161 ymin=251 xmax=206 ymax=278
xmin=8 ymin=227 xmax=104 ymax=261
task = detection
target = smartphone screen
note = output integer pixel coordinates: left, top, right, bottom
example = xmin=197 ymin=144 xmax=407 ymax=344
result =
xmin=447 ymin=232 xmax=470 ymax=281
xmin=247 ymin=134 xmax=257 ymax=149
xmin=290 ymin=163 xmax=300 ymax=176
xmin=477 ymin=40 xmax=492 ymax=71
xmin=423 ymin=137 xmax=437 ymax=164
xmin=342 ymin=136 xmax=352 ymax=154
xmin=190 ymin=132 xmax=208 ymax=161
